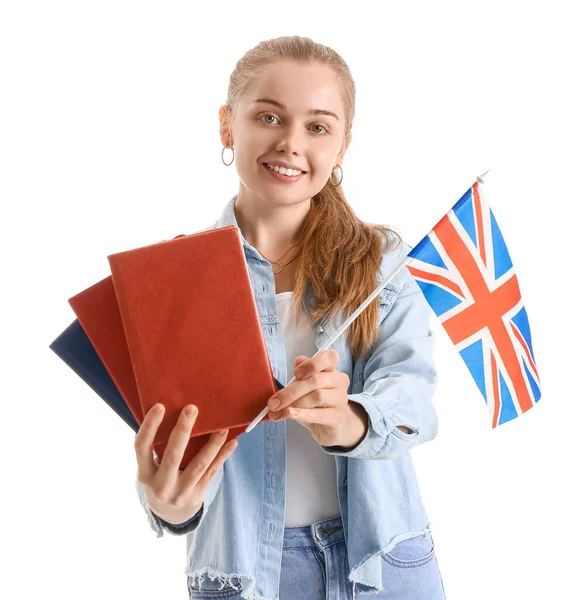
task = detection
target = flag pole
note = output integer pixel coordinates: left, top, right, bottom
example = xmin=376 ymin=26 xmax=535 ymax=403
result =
xmin=245 ymin=251 xmax=415 ymax=433
xmin=247 ymin=169 xmax=492 ymax=433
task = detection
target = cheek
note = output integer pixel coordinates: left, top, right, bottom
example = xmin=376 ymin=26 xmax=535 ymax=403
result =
xmin=233 ymin=121 xmax=264 ymax=148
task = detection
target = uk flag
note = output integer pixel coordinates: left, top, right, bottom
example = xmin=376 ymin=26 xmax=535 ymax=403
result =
xmin=406 ymin=176 xmax=541 ymax=427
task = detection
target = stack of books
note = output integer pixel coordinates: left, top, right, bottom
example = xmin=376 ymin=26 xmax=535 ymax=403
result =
xmin=49 ymin=226 xmax=281 ymax=470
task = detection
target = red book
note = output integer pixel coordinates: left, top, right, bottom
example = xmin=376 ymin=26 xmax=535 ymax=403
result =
xmin=68 ymin=226 xmax=273 ymax=470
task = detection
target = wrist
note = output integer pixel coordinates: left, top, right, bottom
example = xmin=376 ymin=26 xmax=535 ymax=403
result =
xmin=339 ymin=400 xmax=368 ymax=449
xmin=149 ymin=502 xmax=203 ymax=526
xmin=153 ymin=503 xmax=205 ymax=533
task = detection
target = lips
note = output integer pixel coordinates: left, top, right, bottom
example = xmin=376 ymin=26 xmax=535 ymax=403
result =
xmin=263 ymin=162 xmax=307 ymax=174
xmin=262 ymin=162 xmax=306 ymax=182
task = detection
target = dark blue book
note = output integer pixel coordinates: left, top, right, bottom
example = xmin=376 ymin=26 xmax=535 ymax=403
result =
xmin=49 ymin=319 xmax=140 ymax=432
xmin=49 ymin=320 xmax=284 ymax=434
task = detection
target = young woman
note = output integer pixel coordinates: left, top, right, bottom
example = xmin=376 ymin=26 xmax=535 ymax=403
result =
xmin=135 ymin=35 xmax=446 ymax=600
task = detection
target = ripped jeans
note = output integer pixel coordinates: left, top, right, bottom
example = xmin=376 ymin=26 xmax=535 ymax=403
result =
xmin=187 ymin=515 xmax=446 ymax=600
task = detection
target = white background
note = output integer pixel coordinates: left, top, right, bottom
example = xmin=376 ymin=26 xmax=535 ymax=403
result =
xmin=2 ymin=1 xmax=583 ymax=598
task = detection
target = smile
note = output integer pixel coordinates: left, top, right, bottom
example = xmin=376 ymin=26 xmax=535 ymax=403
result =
xmin=262 ymin=163 xmax=307 ymax=183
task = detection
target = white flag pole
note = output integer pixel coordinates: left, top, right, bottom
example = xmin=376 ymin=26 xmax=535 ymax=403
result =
xmin=245 ymin=252 xmax=415 ymax=433
xmin=246 ymin=169 xmax=491 ymax=433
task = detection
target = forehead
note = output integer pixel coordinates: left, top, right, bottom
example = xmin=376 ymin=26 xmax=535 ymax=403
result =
xmin=241 ymin=61 xmax=344 ymax=116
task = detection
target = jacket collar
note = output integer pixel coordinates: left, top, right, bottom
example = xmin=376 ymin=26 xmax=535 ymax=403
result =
xmin=216 ymin=194 xmax=253 ymax=250
xmin=217 ymin=191 xmax=397 ymax=290
xmin=216 ymin=194 xmax=319 ymax=324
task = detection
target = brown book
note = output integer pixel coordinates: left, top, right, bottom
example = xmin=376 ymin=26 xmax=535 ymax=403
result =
xmin=68 ymin=226 xmax=274 ymax=470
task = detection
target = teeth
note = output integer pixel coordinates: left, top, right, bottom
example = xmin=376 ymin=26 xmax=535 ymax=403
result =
xmin=266 ymin=163 xmax=303 ymax=177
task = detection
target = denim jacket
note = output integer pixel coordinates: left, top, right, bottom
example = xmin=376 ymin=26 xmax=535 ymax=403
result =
xmin=136 ymin=194 xmax=439 ymax=600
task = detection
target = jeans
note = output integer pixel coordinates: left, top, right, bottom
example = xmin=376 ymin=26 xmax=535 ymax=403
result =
xmin=187 ymin=515 xmax=446 ymax=599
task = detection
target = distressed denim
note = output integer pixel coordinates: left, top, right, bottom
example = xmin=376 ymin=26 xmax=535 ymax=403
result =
xmin=182 ymin=516 xmax=445 ymax=600
xmin=136 ymin=194 xmax=441 ymax=600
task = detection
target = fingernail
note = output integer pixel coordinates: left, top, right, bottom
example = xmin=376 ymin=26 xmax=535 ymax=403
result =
xmin=267 ymin=398 xmax=280 ymax=410
xmin=154 ymin=404 xmax=163 ymax=414
xmin=185 ymin=405 xmax=196 ymax=417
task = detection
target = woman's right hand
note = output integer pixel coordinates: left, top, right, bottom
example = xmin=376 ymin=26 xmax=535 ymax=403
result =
xmin=134 ymin=403 xmax=238 ymax=525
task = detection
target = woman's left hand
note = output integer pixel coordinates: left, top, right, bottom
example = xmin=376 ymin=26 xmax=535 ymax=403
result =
xmin=266 ymin=349 xmax=369 ymax=448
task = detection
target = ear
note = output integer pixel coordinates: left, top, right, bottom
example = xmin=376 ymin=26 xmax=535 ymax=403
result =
xmin=336 ymin=131 xmax=352 ymax=166
xmin=219 ymin=104 xmax=233 ymax=147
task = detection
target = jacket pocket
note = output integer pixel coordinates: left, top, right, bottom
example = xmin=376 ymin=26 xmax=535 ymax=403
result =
xmin=187 ymin=573 xmax=243 ymax=598
xmin=378 ymin=284 xmax=399 ymax=324
xmin=381 ymin=531 xmax=435 ymax=568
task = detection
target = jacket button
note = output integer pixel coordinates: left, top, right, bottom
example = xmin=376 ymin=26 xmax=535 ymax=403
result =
xmin=318 ymin=326 xmax=324 ymax=333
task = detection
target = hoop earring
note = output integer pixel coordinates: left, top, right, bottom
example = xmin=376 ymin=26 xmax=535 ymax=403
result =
xmin=330 ymin=165 xmax=343 ymax=187
xmin=222 ymin=146 xmax=235 ymax=166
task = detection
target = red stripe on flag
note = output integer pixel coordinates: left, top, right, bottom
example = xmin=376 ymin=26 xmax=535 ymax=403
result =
xmin=491 ymin=350 xmax=500 ymax=429
xmin=510 ymin=320 xmax=540 ymax=384
xmin=406 ymin=265 xmax=464 ymax=298
xmin=472 ymin=182 xmax=487 ymax=267
xmin=434 ymin=216 xmax=533 ymax=414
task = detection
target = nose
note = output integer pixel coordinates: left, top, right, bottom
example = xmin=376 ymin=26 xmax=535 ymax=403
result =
xmin=274 ymin=121 xmax=306 ymax=154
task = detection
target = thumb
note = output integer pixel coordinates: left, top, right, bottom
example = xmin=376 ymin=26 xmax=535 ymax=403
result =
xmin=294 ymin=355 xmax=310 ymax=378
xmin=294 ymin=355 xmax=308 ymax=364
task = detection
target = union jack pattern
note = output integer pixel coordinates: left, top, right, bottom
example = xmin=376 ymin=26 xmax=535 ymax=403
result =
xmin=406 ymin=178 xmax=541 ymax=427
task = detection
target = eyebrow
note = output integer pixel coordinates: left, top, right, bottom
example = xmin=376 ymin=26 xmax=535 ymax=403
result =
xmin=251 ymin=98 xmax=340 ymax=121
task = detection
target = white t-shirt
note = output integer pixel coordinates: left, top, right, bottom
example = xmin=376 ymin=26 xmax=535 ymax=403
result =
xmin=275 ymin=291 xmax=341 ymax=527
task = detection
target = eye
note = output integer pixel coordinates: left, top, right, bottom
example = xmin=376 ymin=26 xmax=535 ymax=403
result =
xmin=260 ymin=113 xmax=329 ymax=134
xmin=261 ymin=113 xmax=279 ymax=125
xmin=312 ymin=124 xmax=329 ymax=135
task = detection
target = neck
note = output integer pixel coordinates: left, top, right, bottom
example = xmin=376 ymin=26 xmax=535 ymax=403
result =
xmin=234 ymin=188 xmax=311 ymax=260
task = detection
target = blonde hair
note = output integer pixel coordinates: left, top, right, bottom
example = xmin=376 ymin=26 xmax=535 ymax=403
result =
xmin=222 ymin=35 xmax=401 ymax=361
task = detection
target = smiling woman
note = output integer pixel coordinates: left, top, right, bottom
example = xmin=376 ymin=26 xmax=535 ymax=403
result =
xmin=134 ymin=35 xmax=445 ymax=600
xmin=217 ymin=56 xmax=401 ymax=364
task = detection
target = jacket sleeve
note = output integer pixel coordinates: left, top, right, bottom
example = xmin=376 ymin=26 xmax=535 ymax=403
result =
xmin=135 ymin=464 xmax=224 ymax=538
xmin=320 ymin=271 xmax=439 ymax=460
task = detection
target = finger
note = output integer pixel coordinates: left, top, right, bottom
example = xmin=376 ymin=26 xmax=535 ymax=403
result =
xmin=294 ymin=349 xmax=339 ymax=379
xmin=294 ymin=355 xmax=310 ymax=371
xmin=180 ymin=429 xmax=234 ymax=490
xmin=286 ymin=405 xmax=337 ymax=426
xmin=157 ymin=404 xmax=200 ymax=478
xmin=134 ymin=403 xmax=167 ymax=480
xmin=270 ymin=388 xmax=339 ymax=421
xmin=268 ymin=370 xmax=339 ymax=413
